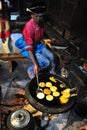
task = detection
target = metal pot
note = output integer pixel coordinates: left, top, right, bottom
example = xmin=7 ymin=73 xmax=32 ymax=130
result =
xmin=6 ymin=108 xmax=34 ymax=130
xmin=25 ymin=73 xmax=75 ymax=114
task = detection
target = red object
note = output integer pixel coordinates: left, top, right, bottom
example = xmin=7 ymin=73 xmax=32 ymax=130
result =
xmin=0 ymin=18 xmax=10 ymax=38
xmin=23 ymin=18 xmax=45 ymax=51
xmin=0 ymin=32 xmax=2 ymax=38
xmin=5 ymin=29 xmax=10 ymax=37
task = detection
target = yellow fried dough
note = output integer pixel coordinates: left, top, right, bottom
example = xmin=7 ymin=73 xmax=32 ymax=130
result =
xmin=50 ymin=86 xmax=57 ymax=92
xmin=39 ymin=82 xmax=46 ymax=88
xmin=37 ymin=92 xmax=45 ymax=99
xmin=60 ymin=83 xmax=65 ymax=88
xmin=46 ymin=82 xmax=52 ymax=88
xmin=61 ymin=88 xmax=70 ymax=95
xmin=62 ymin=92 xmax=70 ymax=98
xmin=46 ymin=95 xmax=54 ymax=101
xmin=43 ymin=88 xmax=51 ymax=95
xmin=59 ymin=96 xmax=69 ymax=104
xmin=53 ymin=91 xmax=60 ymax=97
xmin=49 ymin=76 xmax=57 ymax=83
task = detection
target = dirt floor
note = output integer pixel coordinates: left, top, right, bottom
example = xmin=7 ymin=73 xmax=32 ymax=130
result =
xmin=0 ymin=60 xmax=86 ymax=130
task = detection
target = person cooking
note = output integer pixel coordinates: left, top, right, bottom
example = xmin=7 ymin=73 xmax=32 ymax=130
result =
xmin=15 ymin=1 xmax=55 ymax=79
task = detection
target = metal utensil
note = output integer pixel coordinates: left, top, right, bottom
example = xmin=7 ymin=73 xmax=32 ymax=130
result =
xmin=36 ymin=73 xmax=43 ymax=93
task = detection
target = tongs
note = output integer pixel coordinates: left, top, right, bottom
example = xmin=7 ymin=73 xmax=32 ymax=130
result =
xmin=36 ymin=73 xmax=43 ymax=93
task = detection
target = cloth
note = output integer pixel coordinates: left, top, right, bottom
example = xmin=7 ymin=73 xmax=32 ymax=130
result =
xmin=15 ymin=36 xmax=45 ymax=58
xmin=23 ymin=18 xmax=45 ymax=51
xmin=0 ymin=18 xmax=10 ymax=38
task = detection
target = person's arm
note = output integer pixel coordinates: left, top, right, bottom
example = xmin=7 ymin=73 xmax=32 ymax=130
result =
xmin=28 ymin=50 xmax=40 ymax=74
xmin=23 ymin=20 xmax=41 ymax=73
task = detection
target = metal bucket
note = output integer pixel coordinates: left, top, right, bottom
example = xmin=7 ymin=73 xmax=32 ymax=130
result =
xmin=6 ymin=108 xmax=34 ymax=130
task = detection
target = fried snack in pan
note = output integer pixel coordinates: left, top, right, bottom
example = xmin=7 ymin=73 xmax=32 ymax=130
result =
xmin=50 ymin=86 xmax=57 ymax=92
xmin=46 ymin=95 xmax=54 ymax=101
xmin=43 ymin=88 xmax=51 ymax=95
xmin=46 ymin=82 xmax=52 ymax=88
xmin=39 ymin=82 xmax=46 ymax=88
xmin=61 ymin=88 xmax=71 ymax=98
xmin=60 ymin=83 xmax=66 ymax=88
xmin=59 ymin=96 xmax=69 ymax=104
xmin=61 ymin=88 xmax=70 ymax=94
xmin=62 ymin=92 xmax=70 ymax=98
xmin=49 ymin=76 xmax=57 ymax=83
xmin=53 ymin=91 xmax=60 ymax=97
xmin=37 ymin=92 xmax=45 ymax=99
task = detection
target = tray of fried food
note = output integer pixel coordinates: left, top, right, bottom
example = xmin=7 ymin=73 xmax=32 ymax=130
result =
xmin=59 ymin=88 xmax=77 ymax=104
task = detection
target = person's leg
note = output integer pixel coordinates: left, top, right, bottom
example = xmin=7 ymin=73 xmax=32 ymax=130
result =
xmin=41 ymin=47 xmax=55 ymax=72
xmin=27 ymin=52 xmax=50 ymax=79
xmin=36 ymin=52 xmax=50 ymax=68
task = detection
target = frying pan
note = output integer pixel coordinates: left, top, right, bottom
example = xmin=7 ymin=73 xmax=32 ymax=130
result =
xmin=25 ymin=73 xmax=76 ymax=114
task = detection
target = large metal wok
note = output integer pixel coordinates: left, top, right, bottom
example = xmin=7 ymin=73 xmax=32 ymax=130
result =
xmin=25 ymin=73 xmax=76 ymax=114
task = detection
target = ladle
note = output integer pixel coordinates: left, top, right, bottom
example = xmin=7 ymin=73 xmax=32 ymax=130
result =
xmin=36 ymin=73 xmax=43 ymax=93
xmin=36 ymin=73 xmax=45 ymax=99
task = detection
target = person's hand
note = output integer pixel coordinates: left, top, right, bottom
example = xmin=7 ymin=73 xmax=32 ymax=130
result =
xmin=34 ymin=64 xmax=40 ymax=74
xmin=80 ymin=124 xmax=87 ymax=130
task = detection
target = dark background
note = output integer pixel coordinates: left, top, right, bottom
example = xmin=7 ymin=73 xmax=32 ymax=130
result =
xmin=9 ymin=0 xmax=87 ymax=39
xmin=9 ymin=0 xmax=87 ymax=59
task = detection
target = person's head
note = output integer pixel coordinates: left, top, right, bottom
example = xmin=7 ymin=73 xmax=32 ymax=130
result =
xmin=31 ymin=13 xmax=44 ymax=26
xmin=26 ymin=1 xmax=47 ymax=26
